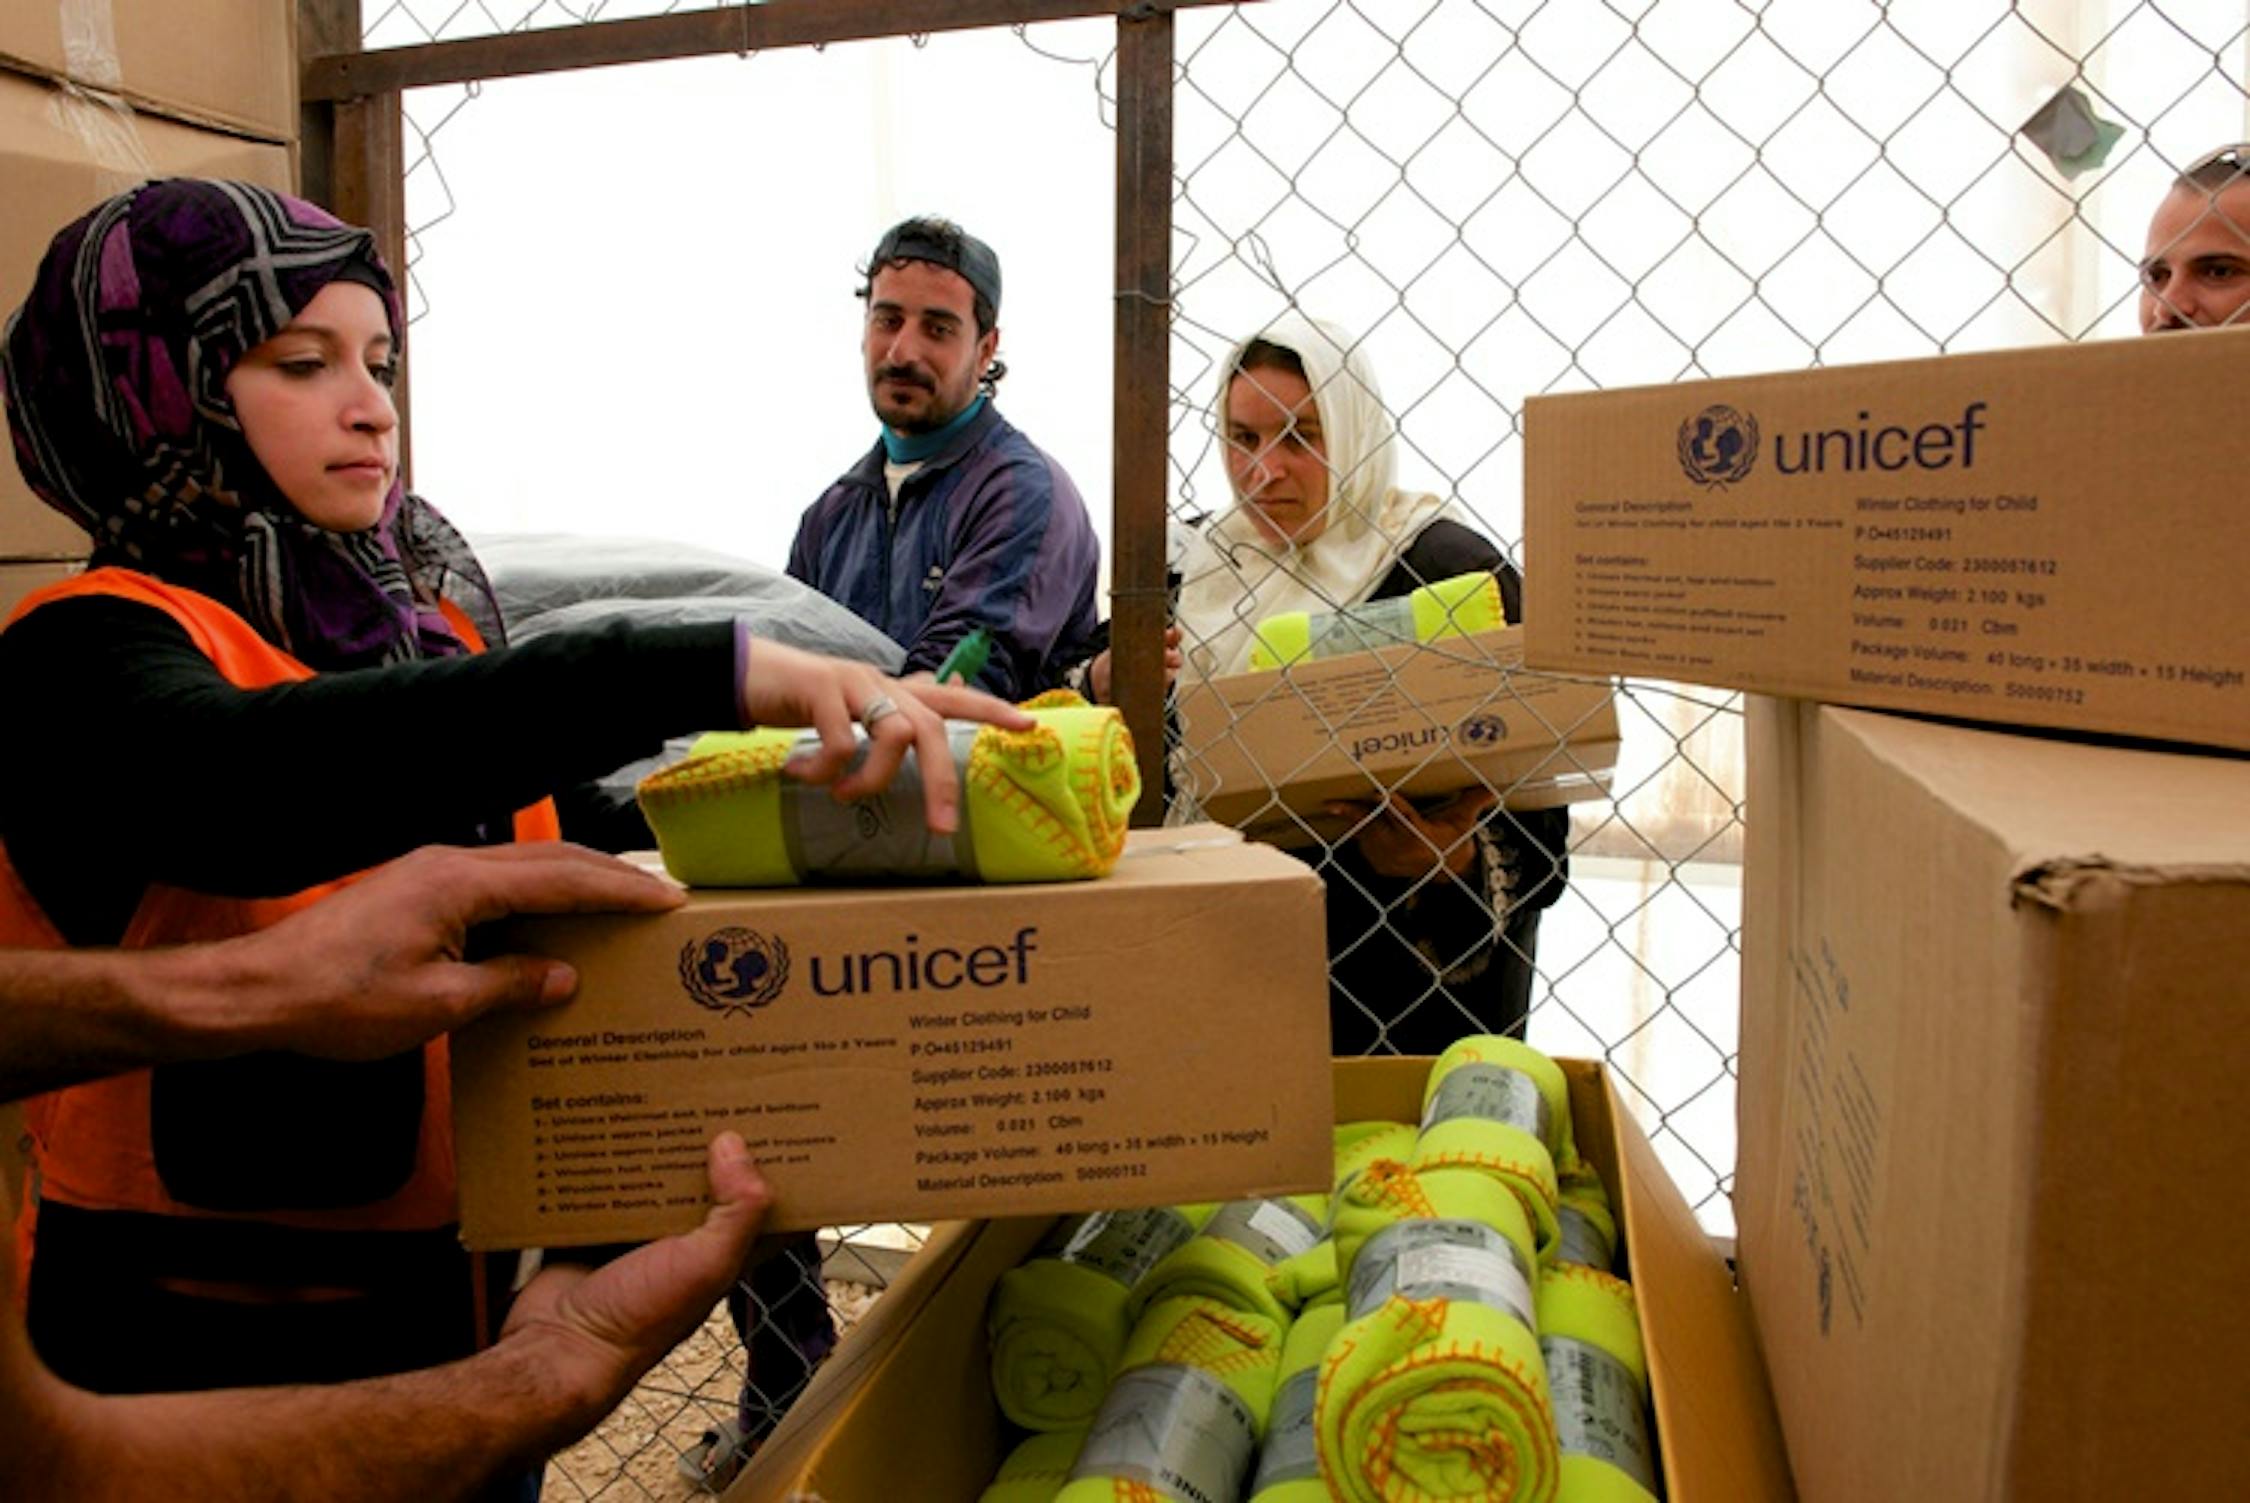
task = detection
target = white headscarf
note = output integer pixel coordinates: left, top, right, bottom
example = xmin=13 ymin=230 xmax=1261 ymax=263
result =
xmin=1175 ymin=314 xmax=1456 ymax=680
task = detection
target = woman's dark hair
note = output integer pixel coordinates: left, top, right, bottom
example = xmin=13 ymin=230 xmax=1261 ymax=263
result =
xmin=1233 ymin=337 xmax=1308 ymax=384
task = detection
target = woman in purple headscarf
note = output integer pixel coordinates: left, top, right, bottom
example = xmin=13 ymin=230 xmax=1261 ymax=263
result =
xmin=0 ymin=178 xmax=1020 ymax=1400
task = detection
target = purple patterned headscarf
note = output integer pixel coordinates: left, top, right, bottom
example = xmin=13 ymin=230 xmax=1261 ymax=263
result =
xmin=1 ymin=177 xmax=500 ymax=668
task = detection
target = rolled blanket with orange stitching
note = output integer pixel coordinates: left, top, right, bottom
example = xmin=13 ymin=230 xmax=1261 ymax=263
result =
xmin=1318 ymin=1161 xmax=1558 ymax=1502
xmin=1266 ymin=1121 xmax=1420 ymax=1311
xmin=636 ymin=690 xmax=1138 ymax=885
xmin=988 ymin=1205 xmax=1217 ymax=1432
xmin=1537 ymin=1265 xmax=1657 ymax=1503
xmin=1334 ymin=1120 xmax=1419 ymax=1197
xmin=1127 ymin=1195 xmax=1329 ymax=1327
xmin=1555 ymin=1158 xmax=1618 ymax=1273
xmin=1411 ymin=1038 xmax=1571 ymax=1263
xmin=1264 ymin=1240 xmax=1339 ymax=1314
xmin=1055 ymin=1295 xmax=1288 ymax=1503
xmin=1248 ymin=1302 xmax=1345 ymax=1502
xmin=978 ymin=1428 xmax=1090 ymax=1503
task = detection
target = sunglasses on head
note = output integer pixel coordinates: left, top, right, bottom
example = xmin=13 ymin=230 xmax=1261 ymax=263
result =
xmin=2179 ymin=142 xmax=2250 ymax=184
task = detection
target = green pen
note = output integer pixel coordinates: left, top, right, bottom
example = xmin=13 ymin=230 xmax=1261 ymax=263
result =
xmin=935 ymin=626 xmax=993 ymax=686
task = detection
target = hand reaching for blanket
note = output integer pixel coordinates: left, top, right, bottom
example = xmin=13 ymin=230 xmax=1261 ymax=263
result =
xmin=740 ymin=639 xmax=1032 ymax=833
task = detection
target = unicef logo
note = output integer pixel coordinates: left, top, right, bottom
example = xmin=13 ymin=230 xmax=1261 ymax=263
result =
xmin=1457 ymin=713 xmax=1509 ymax=746
xmin=678 ymin=927 xmax=790 ymax=1016
xmin=1677 ymin=404 xmax=1759 ymax=488
xmin=852 ymin=798 xmax=894 ymax=842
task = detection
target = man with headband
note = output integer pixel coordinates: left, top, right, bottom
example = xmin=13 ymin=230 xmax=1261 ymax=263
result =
xmin=786 ymin=216 xmax=1101 ymax=700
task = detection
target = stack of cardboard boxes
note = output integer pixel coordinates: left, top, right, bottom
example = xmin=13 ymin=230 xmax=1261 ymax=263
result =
xmin=0 ymin=0 xmax=297 ymax=618
xmin=1526 ymin=333 xmax=2250 ymax=1499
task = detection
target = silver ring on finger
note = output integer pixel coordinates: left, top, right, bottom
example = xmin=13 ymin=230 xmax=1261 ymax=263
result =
xmin=858 ymin=691 xmax=902 ymax=730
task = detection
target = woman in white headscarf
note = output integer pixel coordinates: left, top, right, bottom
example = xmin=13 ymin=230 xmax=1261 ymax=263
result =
xmin=1075 ymin=314 xmax=1570 ymax=1052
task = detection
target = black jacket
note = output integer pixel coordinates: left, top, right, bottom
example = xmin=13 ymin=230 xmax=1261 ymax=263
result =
xmin=1321 ymin=518 xmax=1571 ymax=1054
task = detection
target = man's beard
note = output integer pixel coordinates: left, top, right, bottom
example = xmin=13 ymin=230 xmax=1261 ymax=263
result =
xmin=871 ymin=365 xmax=976 ymax=434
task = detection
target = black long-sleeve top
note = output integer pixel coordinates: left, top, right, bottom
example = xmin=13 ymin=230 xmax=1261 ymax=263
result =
xmin=0 ymin=595 xmax=739 ymax=946
xmin=1320 ymin=519 xmax=1573 ymax=1051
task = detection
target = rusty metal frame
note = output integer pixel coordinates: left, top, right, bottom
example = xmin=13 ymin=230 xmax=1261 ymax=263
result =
xmin=300 ymin=0 xmax=413 ymax=482
xmin=1109 ymin=3 xmax=1172 ymax=818
xmin=301 ymin=0 xmax=1232 ymax=99
xmin=298 ymin=0 xmax=1202 ymax=822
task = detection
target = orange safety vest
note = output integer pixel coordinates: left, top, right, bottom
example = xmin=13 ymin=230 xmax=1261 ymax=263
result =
xmin=0 ymin=567 xmax=558 ymax=1271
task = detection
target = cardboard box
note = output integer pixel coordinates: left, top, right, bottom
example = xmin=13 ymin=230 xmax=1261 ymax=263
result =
xmin=451 ymin=829 xmax=1336 ymax=1250
xmin=0 ymin=0 xmax=295 ymax=140
xmin=1176 ymin=627 xmax=1620 ymax=847
xmin=731 ymin=1057 xmax=1796 ymax=1503
xmin=1523 ymin=331 xmax=2250 ymax=753
xmin=0 ymin=69 xmax=293 ymax=555
xmin=1738 ymin=699 xmax=2250 ymax=1502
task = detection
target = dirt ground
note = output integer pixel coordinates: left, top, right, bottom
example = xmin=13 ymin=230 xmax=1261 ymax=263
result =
xmin=544 ymin=1280 xmax=885 ymax=1500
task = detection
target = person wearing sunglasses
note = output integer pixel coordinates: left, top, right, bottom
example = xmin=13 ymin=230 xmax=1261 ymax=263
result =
xmin=2140 ymin=143 xmax=2250 ymax=333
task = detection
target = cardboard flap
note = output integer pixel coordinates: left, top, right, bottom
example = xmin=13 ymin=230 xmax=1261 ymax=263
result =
xmin=1611 ymin=1072 xmax=1796 ymax=1503
xmin=728 ymin=1217 xmax=1033 ymax=1503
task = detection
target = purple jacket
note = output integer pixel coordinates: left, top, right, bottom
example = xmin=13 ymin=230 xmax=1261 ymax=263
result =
xmin=786 ymin=403 xmax=1101 ymax=700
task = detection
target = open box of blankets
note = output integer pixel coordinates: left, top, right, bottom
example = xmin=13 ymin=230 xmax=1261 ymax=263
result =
xmin=731 ymin=1053 xmax=1793 ymax=1503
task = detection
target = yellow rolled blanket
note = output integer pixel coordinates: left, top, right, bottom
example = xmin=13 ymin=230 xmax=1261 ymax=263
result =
xmin=636 ymin=690 xmax=1138 ymax=885
xmin=1423 ymin=1038 xmax=1575 ymax=1164
xmin=1329 ymin=1164 xmax=1538 ymax=1337
xmin=1267 ymin=1121 xmax=1419 ymax=1311
xmin=1127 ymin=1194 xmax=1329 ymax=1327
xmin=1265 ymin=1240 xmax=1338 ymax=1314
xmin=1056 ymin=1295 xmax=1287 ymax=1503
xmin=1411 ymin=1038 xmax=1571 ymax=1263
xmin=1555 ymin=1158 xmax=1618 ymax=1273
xmin=1249 ymin=1303 xmax=1345 ymax=1502
xmin=988 ymin=1205 xmax=1216 ymax=1432
xmin=979 ymin=1428 xmax=1089 ymax=1503
xmin=1318 ymin=1161 xmax=1558 ymax=1503
xmin=1536 ymin=1265 xmax=1657 ymax=1503
xmin=1248 ymin=571 xmax=1508 ymax=671
xmin=1335 ymin=1120 xmax=1419 ymax=1195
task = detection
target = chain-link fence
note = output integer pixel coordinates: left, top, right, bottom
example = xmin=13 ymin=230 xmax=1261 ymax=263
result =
xmin=360 ymin=0 xmax=2248 ymax=1493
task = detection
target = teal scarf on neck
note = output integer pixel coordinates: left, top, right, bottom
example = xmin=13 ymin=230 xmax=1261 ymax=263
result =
xmin=882 ymin=394 xmax=986 ymax=464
